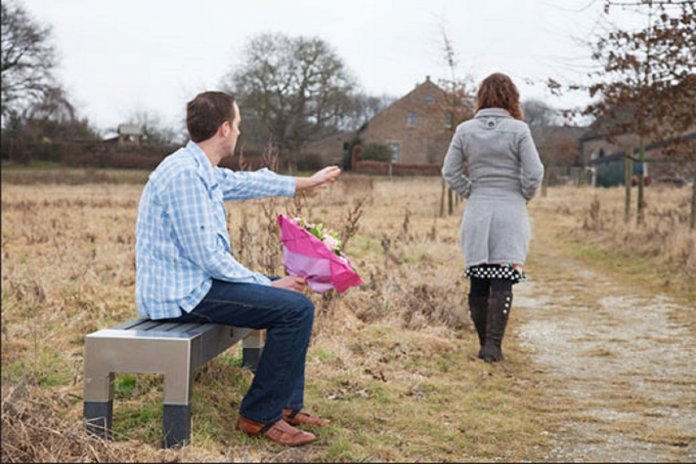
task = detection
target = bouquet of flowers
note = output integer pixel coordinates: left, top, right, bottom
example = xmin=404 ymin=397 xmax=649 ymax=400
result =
xmin=277 ymin=214 xmax=363 ymax=293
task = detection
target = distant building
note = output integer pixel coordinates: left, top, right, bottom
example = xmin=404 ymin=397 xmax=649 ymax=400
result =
xmin=580 ymin=112 xmax=695 ymax=186
xmin=532 ymin=126 xmax=585 ymax=164
xmin=116 ymin=124 xmax=145 ymax=145
xmin=530 ymin=125 xmax=587 ymax=186
xmin=298 ymin=76 xmax=465 ymax=174
xmin=358 ymin=76 xmax=456 ymax=166
xmin=579 ymin=109 xmax=639 ymax=168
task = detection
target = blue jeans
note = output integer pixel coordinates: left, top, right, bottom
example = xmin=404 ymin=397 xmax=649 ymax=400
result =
xmin=169 ymin=279 xmax=314 ymax=425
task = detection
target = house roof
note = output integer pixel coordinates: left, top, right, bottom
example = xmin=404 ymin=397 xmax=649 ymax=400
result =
xmin=117 ymin=124 xmax=144 ymax=136
xmin=587 ymin=131 xmax=696 ymax=165
xmin=358 ymin=76 xmax=448 ymax=133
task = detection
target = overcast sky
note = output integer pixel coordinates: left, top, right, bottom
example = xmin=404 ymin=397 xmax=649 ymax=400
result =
xmin=21 ymin=0 xmax=646 ymax=133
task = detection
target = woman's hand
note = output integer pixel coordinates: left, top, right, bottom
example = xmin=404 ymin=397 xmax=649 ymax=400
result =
xmin=271 ymin=276 xmax=307 ymax=293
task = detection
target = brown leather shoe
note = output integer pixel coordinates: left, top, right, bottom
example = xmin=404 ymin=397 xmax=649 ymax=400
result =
xmin=236 ymin=415 xmax=316 ymax=446
xmin=283 ymin=408 xmax=330 ymax=427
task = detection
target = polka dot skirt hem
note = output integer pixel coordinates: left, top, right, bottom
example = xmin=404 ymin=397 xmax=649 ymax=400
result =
xmin=466 ymin=264 xmax=526 ymax=284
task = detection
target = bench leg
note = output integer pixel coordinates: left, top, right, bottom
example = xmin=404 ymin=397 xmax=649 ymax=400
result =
xmin=162 ymin=351 xmax=194 ymax=448
xmin=83 ymin=372 xmax=114 ymax=438
xmin=242 ymin=330 xmax=264 ymax=373
xmin=163 ymin=404 xmax=191 ymax=448
xmin=84 ymin=401 xmax=113 ymax=438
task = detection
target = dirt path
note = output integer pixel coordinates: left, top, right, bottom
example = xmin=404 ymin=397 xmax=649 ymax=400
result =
xmin=515 ymin=218 xmax=696 ymax=462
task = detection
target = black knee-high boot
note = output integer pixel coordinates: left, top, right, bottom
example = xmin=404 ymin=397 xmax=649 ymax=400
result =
xmin=480 ymin=291 xmax=513 ymax=362
xmin=468 ymin=294 xmax=488 ymax=358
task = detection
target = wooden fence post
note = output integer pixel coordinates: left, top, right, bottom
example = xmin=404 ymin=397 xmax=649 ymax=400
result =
xmin=624 ymin=147 xmax=633 ymax=224
xmin=637 ymin=139 xmax=646 ymax=226
xmin=448 ymin=187 xmax=454 ymax=215
xmin=440 ymin=178 xmax=446 ymax=217
xmin=691 ymin=172 xmax=696 ymax=230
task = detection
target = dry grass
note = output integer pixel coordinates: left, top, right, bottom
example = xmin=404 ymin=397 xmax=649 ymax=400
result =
xmin=2 ymin=173 xmax=693 ymax=462
xmin=1 ymin=174 xmax=552 ymax=462
xmin=544 ymin=185 xmax=696 ymax=276
xmin=1 ymin=167 xmax=150 ymax=185
xmin=529 ymin=184 xmax=696 ymax=334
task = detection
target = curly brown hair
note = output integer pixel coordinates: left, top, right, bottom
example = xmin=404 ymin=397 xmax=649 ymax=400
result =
xmin=475 ymin=73 xmax=523 ymax=120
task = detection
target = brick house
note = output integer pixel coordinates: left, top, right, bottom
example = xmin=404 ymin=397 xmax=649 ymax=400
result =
xmin=358 ymin=76 xmax=454 ymax=166
xmin=299 ymin=76 xmax=460 ymax=173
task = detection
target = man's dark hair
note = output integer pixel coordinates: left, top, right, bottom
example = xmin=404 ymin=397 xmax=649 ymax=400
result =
xmin=186 ymin=91 xmax=237 ymax=142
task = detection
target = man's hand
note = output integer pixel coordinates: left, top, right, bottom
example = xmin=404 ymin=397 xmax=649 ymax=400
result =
xmin=310 ymin=166 xmax=341 ymax=188
xmin=271 ymin=276 xmax=308 ymax=293
xmin=296 ymin=166 xmax=341 ymax=192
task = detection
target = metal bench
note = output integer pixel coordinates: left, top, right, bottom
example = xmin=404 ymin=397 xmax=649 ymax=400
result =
xmin=83 ymin=318 xmax=264 ymax=448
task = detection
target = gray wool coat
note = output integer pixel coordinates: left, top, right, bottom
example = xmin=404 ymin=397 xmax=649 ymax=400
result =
xmin=441 ymin=108 xmax=544 ymax=267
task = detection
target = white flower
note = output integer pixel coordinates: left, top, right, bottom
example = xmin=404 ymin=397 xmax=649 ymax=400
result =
xmin=322 ymin=234 xmax=339 ymax=251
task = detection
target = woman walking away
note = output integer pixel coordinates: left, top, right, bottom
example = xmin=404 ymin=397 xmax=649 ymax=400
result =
xmin=441 ymin=72 xmax=544 ymax=362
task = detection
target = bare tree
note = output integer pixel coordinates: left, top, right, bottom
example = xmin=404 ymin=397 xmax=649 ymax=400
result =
xmin=587 ymin=1 xmax=695 ymax=139
xmin=22 ymin=85 xmax=96 ymax=140
xmin=523 ymin=99 xmax=581 ymax=195
xmin=437 ymin=26 xmax=475 ymax=216
xmin=2 ymin=85 xmax=97 ymax=164
xmin=126 ymin=110 xmax=180 ymax=145
xmin=342 ymin=93 xmax=395 ymax=131
xmin=23 ymin=85 xmax=75 ymax=122
xmin=593 ymin=1 xmax=695 ymax=224
xmin=437 ymin=27 xmax=475 ymax=131
xmin=551 ymin=0 xmax=695 ymax=224
xmin=523 ymin=99 xmax=563 ymax=128
xmin=222 ymin=33 xmax=357 ymax=168
xmin=1 ymin=0 xmax=57 ymax=118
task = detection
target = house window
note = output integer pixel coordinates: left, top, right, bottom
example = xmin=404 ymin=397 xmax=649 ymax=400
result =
xmin=424 ymin=94 xmax=434 ymax=103
xmin=388 ymin=141 xmax=400 ymax=162
xmin=407 ymin=112 xmax=417 ymax=128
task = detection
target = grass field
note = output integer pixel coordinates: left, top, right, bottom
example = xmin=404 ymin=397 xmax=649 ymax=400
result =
xmin=2 ymin=170 xmax=694 ymax=462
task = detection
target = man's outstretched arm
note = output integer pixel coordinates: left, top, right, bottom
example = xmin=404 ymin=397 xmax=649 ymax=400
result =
xmin=219 ymin=165 xmax=341 ymax=201
xmin=294 ymin=166 xmax=341 ymax=192
xmin=219 ymin=168 xmax=296 ymax=201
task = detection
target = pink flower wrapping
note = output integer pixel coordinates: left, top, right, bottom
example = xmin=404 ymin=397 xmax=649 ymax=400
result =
xmin=277 ymin=214 xmax=363 ymax=293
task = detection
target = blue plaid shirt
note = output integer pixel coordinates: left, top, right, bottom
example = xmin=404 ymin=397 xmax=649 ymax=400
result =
xmin=135 ymin=141 xmax=296 ymax=320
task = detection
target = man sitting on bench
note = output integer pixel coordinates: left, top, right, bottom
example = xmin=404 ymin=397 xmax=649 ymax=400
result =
xmin=135 ymin=90 xmax=340 ymax=446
